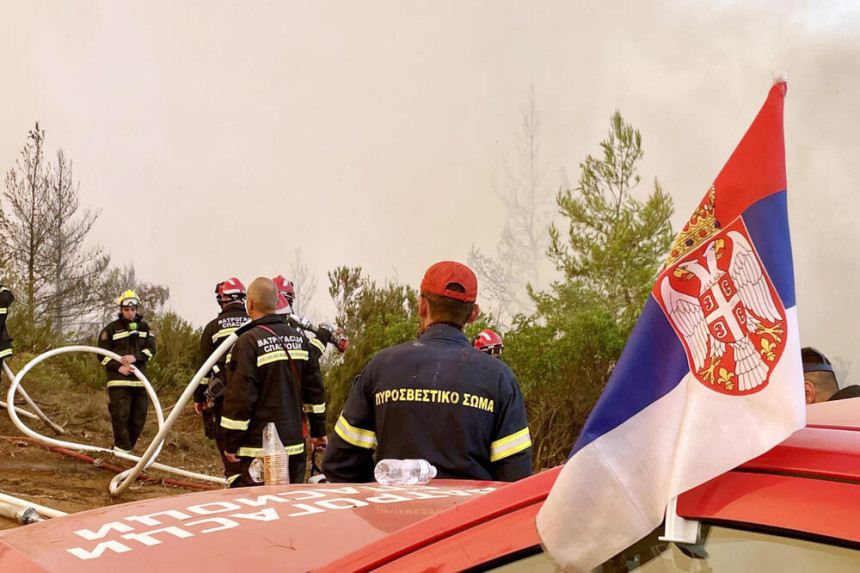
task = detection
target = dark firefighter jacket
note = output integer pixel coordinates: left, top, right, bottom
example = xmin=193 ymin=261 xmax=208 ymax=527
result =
xmin=194 ymin=302 xmax=250 ymax=404
xmin=220 ymin=314 xmax=325 ymax=458
xmin=0 ymin=286 xmax=14 ymax=361
xmin=323 ymin=323 xmax=533 ymax=483
xmin=98 ymin=313 xmax=157 ymax=387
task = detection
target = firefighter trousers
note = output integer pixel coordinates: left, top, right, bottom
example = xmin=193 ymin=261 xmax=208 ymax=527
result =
xmin=107 ymin=387 xmax=148 ymax=452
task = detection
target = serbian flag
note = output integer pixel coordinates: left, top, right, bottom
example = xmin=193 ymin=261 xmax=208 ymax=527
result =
xmin=536 ymin=78 xmax=806 ymax=571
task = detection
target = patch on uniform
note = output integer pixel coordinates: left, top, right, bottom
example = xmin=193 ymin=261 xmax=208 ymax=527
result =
xmin=100 ymin=330 xmax=108 ymax=341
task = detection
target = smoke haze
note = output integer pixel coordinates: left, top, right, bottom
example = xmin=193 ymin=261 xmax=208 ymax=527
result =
xmin=1 ymin=0 xmax=858 ymax=380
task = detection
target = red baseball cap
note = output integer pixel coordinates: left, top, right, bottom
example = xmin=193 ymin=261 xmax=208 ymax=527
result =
xmin=420 ymin=261 xmax=478 ymax=303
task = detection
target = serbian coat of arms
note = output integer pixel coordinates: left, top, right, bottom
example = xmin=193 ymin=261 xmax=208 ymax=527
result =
xmin=656 ymin=188 xmax=787 ymax=395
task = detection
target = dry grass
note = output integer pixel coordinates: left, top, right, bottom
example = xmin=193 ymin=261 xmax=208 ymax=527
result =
xmin=1 ymin=353 xmax=224 ymax=486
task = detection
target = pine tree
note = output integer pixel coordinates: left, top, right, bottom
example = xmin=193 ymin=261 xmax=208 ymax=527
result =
xmin=42 ymin=149 xmax=110 ymax=334
xmin=2 ymin=122 xmax=52 ymax=324
xmin=469 ymin=85 xmax=554 ymax=325
xmin=2 ymin=123 xmax=113 ymax=343
xmin=506 ymin=111 xmax=674 ymax=469
xmin=546 ymin=110 xmax=674 ymax=331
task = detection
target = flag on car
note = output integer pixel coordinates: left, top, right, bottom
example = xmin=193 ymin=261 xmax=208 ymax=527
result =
xmin=536 ymin=77 xmax=806 ymax=572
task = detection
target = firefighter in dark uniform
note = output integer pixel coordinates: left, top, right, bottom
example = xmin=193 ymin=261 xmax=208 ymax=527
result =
xmin=194 ymin=278 xmax=250 ymax=480
xmin=220 ymin=277 xmax=326 ymax=486
xmin=323 ymin=261 xmax=532 ymax=483
xmin=98 ymin=290 xmax=157 ymax=453
xmin=0 ymin=285 xmax=14 ymax=383
xmin=272 ymin=275 xmax=327 ymax=479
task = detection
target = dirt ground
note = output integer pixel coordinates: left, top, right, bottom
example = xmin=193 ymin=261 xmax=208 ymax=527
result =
xmin=0 ymin=377 xmax=226 ymax=532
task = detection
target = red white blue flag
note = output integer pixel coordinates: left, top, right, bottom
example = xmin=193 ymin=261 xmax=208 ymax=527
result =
xmin=536 ymin=79 xmax=805 ymax=571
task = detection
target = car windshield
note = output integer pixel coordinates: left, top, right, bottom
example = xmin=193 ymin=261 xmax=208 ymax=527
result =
xmin=486 ymin=524 xmax=860 ymax=572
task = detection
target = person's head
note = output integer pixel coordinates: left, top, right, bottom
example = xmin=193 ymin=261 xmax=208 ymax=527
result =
xmin=418 ymin=261 xmax=479 ymax=332
xmin=272 ymin=275 xmax=295 ymax=315
xmin=473 ymin=329 xmax=503 ymax=357
xmin=117 ymin=290 xmax=140 ymax=320
xmin=215 ymin=277 xmax=247 ymax=308
xmin=802 ymin=346 xmax=839 ymax=404
xmin=245 ymin=277 xmax=278 ymax=320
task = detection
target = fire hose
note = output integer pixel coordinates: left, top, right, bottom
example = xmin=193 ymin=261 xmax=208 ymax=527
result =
xmin=1 ymin=362 xmax=65 ymax=434
xmin=289 ymin=314 xmax=349 ymax=353
xmin=0 ymin=435 xmax=219 ymax=491
xmin=0 ymin=491 xmax=66 ymax=524
xmin=5 ymin=344 xmax=230 ymax=495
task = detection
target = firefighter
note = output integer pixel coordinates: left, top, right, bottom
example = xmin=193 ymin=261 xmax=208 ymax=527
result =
xmin=0 ymin=284 xmax=14 ymax=383
xmin=323 ymin=261 xmax=532 ymax=483
xmin=195 ymin=278 xmax=250 ymax=478
xmin=802 ymin=346 xmax=860 ymax=403
xmin=97 ymin=290 xmax=157 ymax=453
xmin=220 ymin=277 xmax=326 ymax=486
xmin=272 ymin=275 xmax=328 ymax=479
xmin=472 ymin=328 xmax=504 ymax=358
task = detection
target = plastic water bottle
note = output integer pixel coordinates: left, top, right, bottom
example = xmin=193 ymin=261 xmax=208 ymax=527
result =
xmin=260 ymin=423 xmax=290 ymax=485
xmin=374 ymin=459 xmax=437 ymax=485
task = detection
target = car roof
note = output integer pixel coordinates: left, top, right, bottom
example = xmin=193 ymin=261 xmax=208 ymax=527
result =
xmin=323 ymin=399 xmax=860 ymax=571
xmin=2 ymin=400 xmax=858 ymax=572
xmin=0 ymin=481 xmax=499 ymax=573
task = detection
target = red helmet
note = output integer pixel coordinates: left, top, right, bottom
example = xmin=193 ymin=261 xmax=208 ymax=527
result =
xmin=473 ymin=329 xmax=503 ymax=356
xmin=215 ymin=277 xmax=246 ymax=302
xmin=275 ymin=292 xmax=292 ymax=315
xmin=272 ymin=275 xmax=296 ymax=304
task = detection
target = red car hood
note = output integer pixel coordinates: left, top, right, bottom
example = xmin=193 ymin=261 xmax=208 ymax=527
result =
xmin=0 ymin=481 xmax=499 ymax=573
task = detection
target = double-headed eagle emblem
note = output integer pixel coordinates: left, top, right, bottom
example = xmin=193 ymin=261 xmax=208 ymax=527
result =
xmin=659 ymin=227 xmax=786 ymax=395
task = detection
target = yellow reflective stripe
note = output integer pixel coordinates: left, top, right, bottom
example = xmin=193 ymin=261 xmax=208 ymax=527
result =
xmin=237 ymin=443 xmax=304 ymax=458
xmin=257 ymin=349 xmax=309 ymax=367
xmin=0 ymin=348 xmax=11 ymax=358
xmin=490 ymin=427 xmax=532 ymax=462
xmin=303 ymin=403 xmax=325 ymax=414
xmin=142 ymin=349 xmax=153 ymax=359
xmin=289 ymin=349 xmax=308 ymax=361
xmin=101 ymin=356 xmax=112 ymax=365
xmin=200 ymin=377 xmax=210 ymax=386
xmin=212 ymin=327 xmax=239 ymax=343
xmin=310 ymin=338 xmax=325 ymax=352
xmin=138 ymin=331 xmax=147 ymax=338
xmin=107 ymin=380 xmax=145 ymax=388
xmin=285 ymin=443 xmax=305 ymax=455
xmin=0 ymin=308 xmax=7 ymax=315
xmin=257 ymin=350 xmax=287 ymax=367
xmin=226 ymin=474 xmax=241 ymax=484
xmin=220 ymin=416 xmax=250 ymax=431
xmin=335 ymin=415 xmax=376 ymax=449
xmin=112 ymin=331 xmax=132 ymax=340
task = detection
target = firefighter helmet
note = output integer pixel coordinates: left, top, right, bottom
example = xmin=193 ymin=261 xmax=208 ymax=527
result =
xmin=473 ymin=329 xmax=503 ymax=357
xmin=275 ymin=292 xmax=292 ymax=315
xmin=215 ymin=277 xmax=246 ymax=302
xmin=272 ymin=275 xmax=296 ymax=305
xmin=117 ymin=290 xmax=140 ymax=307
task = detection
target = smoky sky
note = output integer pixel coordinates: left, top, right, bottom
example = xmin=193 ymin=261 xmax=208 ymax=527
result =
xmin=1 ymin=0 xmax=858 ymax=381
